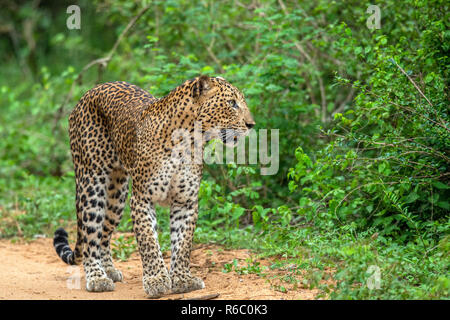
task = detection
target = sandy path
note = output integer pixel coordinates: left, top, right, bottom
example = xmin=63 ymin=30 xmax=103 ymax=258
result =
xmin=0 ymin=238 xmax=319 ymax=300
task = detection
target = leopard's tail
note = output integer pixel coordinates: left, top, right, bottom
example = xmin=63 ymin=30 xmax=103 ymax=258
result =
xmin=53 ymin=227 xmax=82 ymax=265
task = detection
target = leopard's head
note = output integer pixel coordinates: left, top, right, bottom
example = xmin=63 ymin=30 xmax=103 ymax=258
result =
xmin=192 ymin=75 xmax=255 ymax=146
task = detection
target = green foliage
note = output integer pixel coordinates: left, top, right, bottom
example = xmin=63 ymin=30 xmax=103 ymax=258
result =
xmin=222 ymin=258 xmax=266 ymax=276
xmin=111 ymin=234 xmax=137 ymax=262
xmin=288 ymin=0 xmax=449 ymax=242
xmin=0 ymin=0 xmax=448 ymax=299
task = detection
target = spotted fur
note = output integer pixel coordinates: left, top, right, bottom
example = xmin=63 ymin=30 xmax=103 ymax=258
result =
xmin=53 ymin=75 xmax=255 ymax=297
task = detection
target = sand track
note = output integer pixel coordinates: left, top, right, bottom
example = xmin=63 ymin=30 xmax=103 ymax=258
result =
xmin=0 ymin=238 xmax=319 ymax=300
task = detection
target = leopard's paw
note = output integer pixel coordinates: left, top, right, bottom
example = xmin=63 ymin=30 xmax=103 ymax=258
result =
xmin=143 ymin=272 xmax=172 ymax=298
xmin=171 ymin=274 xmax=205 ymax=294
xmin=86 ymin=276 xmax=115 ymax=292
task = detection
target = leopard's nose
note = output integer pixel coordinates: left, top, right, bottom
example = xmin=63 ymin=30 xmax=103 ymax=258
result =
xmin=245 ymin=122 xmax=255 ymax=129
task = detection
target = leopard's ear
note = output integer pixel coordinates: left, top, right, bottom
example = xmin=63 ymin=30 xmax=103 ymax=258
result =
xmin=192 ymin=75 xmax=212 ymax=99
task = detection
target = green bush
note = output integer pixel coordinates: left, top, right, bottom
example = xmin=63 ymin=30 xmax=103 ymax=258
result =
xmin=288 ymin=0 xmax=449 ymax=242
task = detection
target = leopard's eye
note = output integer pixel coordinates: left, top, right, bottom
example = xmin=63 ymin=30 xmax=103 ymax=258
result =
xmin=230 ymin=100 xmax=239 ymax=109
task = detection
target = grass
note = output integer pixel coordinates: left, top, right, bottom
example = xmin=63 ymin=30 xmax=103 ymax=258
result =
xmin=0 ymin=173 xmax=75 ymax=238
xmin=111 ymin=234 xmax=137 ymax=262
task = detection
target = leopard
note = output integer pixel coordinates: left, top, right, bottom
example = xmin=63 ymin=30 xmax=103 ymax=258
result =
xmin=53 ymin=75 xmax=255 ymax=298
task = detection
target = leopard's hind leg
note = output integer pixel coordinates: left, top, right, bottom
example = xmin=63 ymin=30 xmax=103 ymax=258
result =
xmin=69 ymin=100 xmax=117 ymax=292
xmin=100 ymin=168 xmax=130 ymax=282
xmin=76 ymin=169 xmax=115 ymax=292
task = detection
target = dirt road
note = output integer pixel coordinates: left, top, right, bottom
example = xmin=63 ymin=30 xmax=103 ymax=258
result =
xmin=0 ymin=237 xmax=319 ymax=300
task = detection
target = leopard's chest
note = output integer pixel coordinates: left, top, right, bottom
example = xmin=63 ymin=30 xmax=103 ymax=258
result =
xmin=148 ymin=159 xmax=202 ymax=207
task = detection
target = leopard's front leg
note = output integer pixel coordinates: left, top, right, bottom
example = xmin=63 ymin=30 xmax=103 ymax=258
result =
xmin=130 ymin=193 xmax=171 ymax=298
xmin=169 ymin=199 xmax=205 ymax=294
